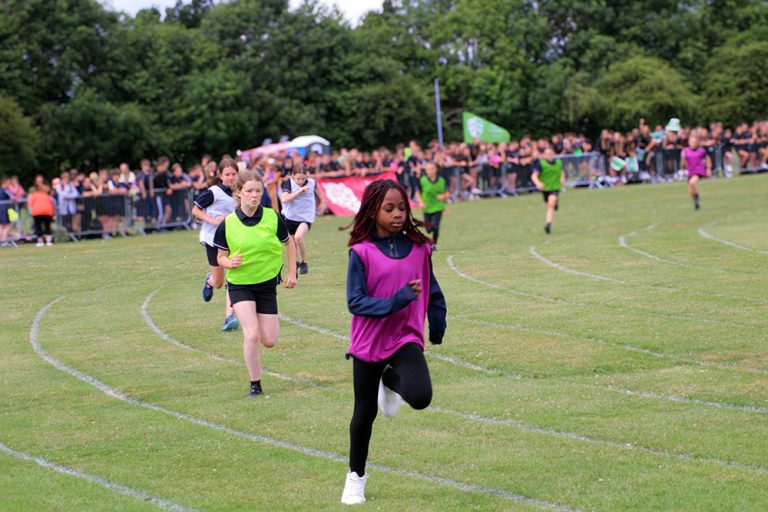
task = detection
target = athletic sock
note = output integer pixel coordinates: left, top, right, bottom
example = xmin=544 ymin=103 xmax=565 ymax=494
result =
xmin=250 ymin=380 xmax=261 ymax=388
xmin=694 ymin=194 xmax=700 ymax=209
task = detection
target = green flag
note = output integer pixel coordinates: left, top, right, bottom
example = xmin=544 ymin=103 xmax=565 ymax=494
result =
xmin=462 ymin=112 xmax=511 ymax=143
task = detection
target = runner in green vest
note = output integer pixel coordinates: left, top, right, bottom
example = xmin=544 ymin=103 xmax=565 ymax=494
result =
xmin=213 ymin=170 xmax=297 ymax=397
xmin=532 ymin=147 xmax=566 ymax=234
xmin=418 ymin=162 xmax=450 ymax=246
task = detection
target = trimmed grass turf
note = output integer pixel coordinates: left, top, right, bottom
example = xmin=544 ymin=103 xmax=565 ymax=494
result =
xmin=1 ymin=175 xmax=767 ymax=510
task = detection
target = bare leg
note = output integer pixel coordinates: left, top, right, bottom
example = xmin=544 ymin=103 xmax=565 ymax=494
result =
xmin=546 ymin=194 xmax=558 ymax=225
xmin=293 ymin=223 xmax=309 ymax=263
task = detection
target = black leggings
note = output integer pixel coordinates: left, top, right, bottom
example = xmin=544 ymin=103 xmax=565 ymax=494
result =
xmin=423 ymin=211 xmax=443 ymax=244
xmin=349 ymin=342 xmax=432 ymax=475
xmin=33 ymin=215 xmax=53 ymax=237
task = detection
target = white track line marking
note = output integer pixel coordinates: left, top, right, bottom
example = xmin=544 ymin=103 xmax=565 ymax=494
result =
xmin=449 ymin=253 xmax=758 ymax=327
xmin=280 ymin=312 xmax=768 ymax=409
xmin=619 ymin=225 xmax=736 ymax=274
xmin=150 ymin=303 xmax=768 ymax=468
xmin=427 ymin=407 xmax=767 ymax=475
xmin=698 ymin=228 xmax=768 ymax=255
xmin=619 ymin=235 xmax=710 ymax=270
xmin=141 ymin=292 xmax=337 ymax=392
xmin=531 ymin=246 xmax=691 ymax=292
xmin=446 ymin=255 xmax=568 ymax=303
xmin=32 ymin=298 xmax=580 ymax=512
xmin=45 ymin=298 xmax=768 ymax=483
xmin=0 ymin=442 xmax=197 ymax=512
xmin=452 ymin=317 xmax=768 ymax=377
xmin=277 ymin=313 xmax=510 ymax=376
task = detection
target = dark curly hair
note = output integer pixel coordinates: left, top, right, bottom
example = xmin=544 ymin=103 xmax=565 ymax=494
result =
xmin=348 ymin=179 xmax=429 ymax=247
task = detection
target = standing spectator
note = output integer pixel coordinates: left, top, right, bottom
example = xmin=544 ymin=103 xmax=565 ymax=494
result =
xmin=108 ymin=168 xmax=130 ymax=235
xmin=54 ymin=170 xmax=80 ymax=233
xmin=168 ymin=163 xmax=192 ymax=222
xmin=661 ymin=118 xmax=683 ymax=179
xmin=153 ymin=156 xmax=172 ymax=225
xmin=6 ymin=175 xmax=26 ymax=204
xmin=27 ymin=181 xmax=56 ymax=247
xmin=503 ymin=140 xmax=520 ymax=196
xmin=0 ymin=176 xmax=13 ymax=245
xmin=135 ymin=159 xmax=154 ymax=224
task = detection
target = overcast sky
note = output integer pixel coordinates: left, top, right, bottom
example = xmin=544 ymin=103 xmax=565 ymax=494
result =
xmin=100 ymin=0 xmax=383 ymax=25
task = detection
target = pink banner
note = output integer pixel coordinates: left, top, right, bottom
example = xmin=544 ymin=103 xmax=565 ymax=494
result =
xmin=316 ymin=172 xmax=417 ymax=217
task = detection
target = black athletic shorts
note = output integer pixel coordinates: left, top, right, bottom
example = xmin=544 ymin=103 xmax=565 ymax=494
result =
xmin=204 ymin=243 xmax=219 ymax=266
xmin=542 ymin=190 xmax=559 ymax=203
xmin=227 ymin=277 xmax=279 ymax=313
xmin=285 ymin=219 xmax=311 ymax=236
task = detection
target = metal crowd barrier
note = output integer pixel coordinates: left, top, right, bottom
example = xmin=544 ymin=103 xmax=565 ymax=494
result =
xmin=0 ymin=188 xmax=196 ymax=246
xmin=556 ymin=152 xmax=607 ymax=188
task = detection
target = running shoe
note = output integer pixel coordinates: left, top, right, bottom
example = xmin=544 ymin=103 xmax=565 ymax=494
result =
xmin=377 ymin=375 xmax=402 ymax=417
xmin=221 ymin=314 xmax=239 ymax=332
xmin=298 ymin=261 xmax=308 ymax=275
xmin=341 ymin=471 xmax=367 ymax=505
xmin=202 ymin=272 xmax=214 ymax=302
xmin=247 ymin=381 xmax=263 ymax=397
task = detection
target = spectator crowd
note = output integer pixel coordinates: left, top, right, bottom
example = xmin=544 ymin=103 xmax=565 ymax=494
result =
xmin=2 ymin=118 xmax=767 ymax=246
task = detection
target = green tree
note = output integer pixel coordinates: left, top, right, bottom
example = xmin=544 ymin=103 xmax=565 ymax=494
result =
xmin=0 ymin=94 xmax=40 ymax=182
xmin=701 ymin=34 xmax=768 ymax=125
xmin=591 ymin=56 xmax=699 ymax=131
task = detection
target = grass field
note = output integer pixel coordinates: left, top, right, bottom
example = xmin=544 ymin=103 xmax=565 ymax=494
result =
xmin=2 ymin=175 xmax=767 ymax=511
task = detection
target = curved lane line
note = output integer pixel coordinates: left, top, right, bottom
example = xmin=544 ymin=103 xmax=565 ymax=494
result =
xmin=446 ymin=255 xmax=575 ymax=304
xmin=31 ymin=298 xmax=582 ymax=512
xmin=427 ymin=407 xmax=767 ymax=475
xmin=141 ymin=291 xmax=336 ymax=391
xmin=529 ymin=246 xmax=631 ymax=285
xmin=281 ymin=312 xmax=768 ymax=408
xmin=39 ymin=299 xmax=768 ymax=483
xmin=452 ymin=252 xmax=757 ymax=326
xmin=0 ymin=442 xmax=197 ymax=512
xmin=452 ymin=317 xmax=768 ymax=377
xmin=698 ymin=228 xmax=768 ymax=255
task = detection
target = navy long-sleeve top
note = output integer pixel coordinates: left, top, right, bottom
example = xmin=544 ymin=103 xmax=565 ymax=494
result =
xmin=347 ymin=233 xmax=447 ymax=344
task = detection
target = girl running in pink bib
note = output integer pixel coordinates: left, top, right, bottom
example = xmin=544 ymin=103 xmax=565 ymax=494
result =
xmin=340 ymin=179 xmax=447 ymax=505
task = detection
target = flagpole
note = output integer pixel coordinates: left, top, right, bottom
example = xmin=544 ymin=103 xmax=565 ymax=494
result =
xmin=434 ymin=78 xmax=444 ymax=149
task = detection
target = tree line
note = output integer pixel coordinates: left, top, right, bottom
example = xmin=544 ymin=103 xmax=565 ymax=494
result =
xmin=1 ymin=0 xmax=767 ymax=183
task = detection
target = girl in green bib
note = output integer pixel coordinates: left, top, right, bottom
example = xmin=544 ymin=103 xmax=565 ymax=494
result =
xmin=532 ymin=147 xmax=566 ymax=234
xmin=213 ymin=170 xmax=297 ymax=397
xmin=418 ymin=162 xmax=450 ymax=246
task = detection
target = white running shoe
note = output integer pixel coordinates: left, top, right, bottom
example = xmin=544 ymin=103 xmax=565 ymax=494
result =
xmin=35 ymin=241 xmax=44 ymax=247
xmin=341 ymin=471 xmax=367 ymax=505
xmin=377 ymin=377 xmax=402 ymax=417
